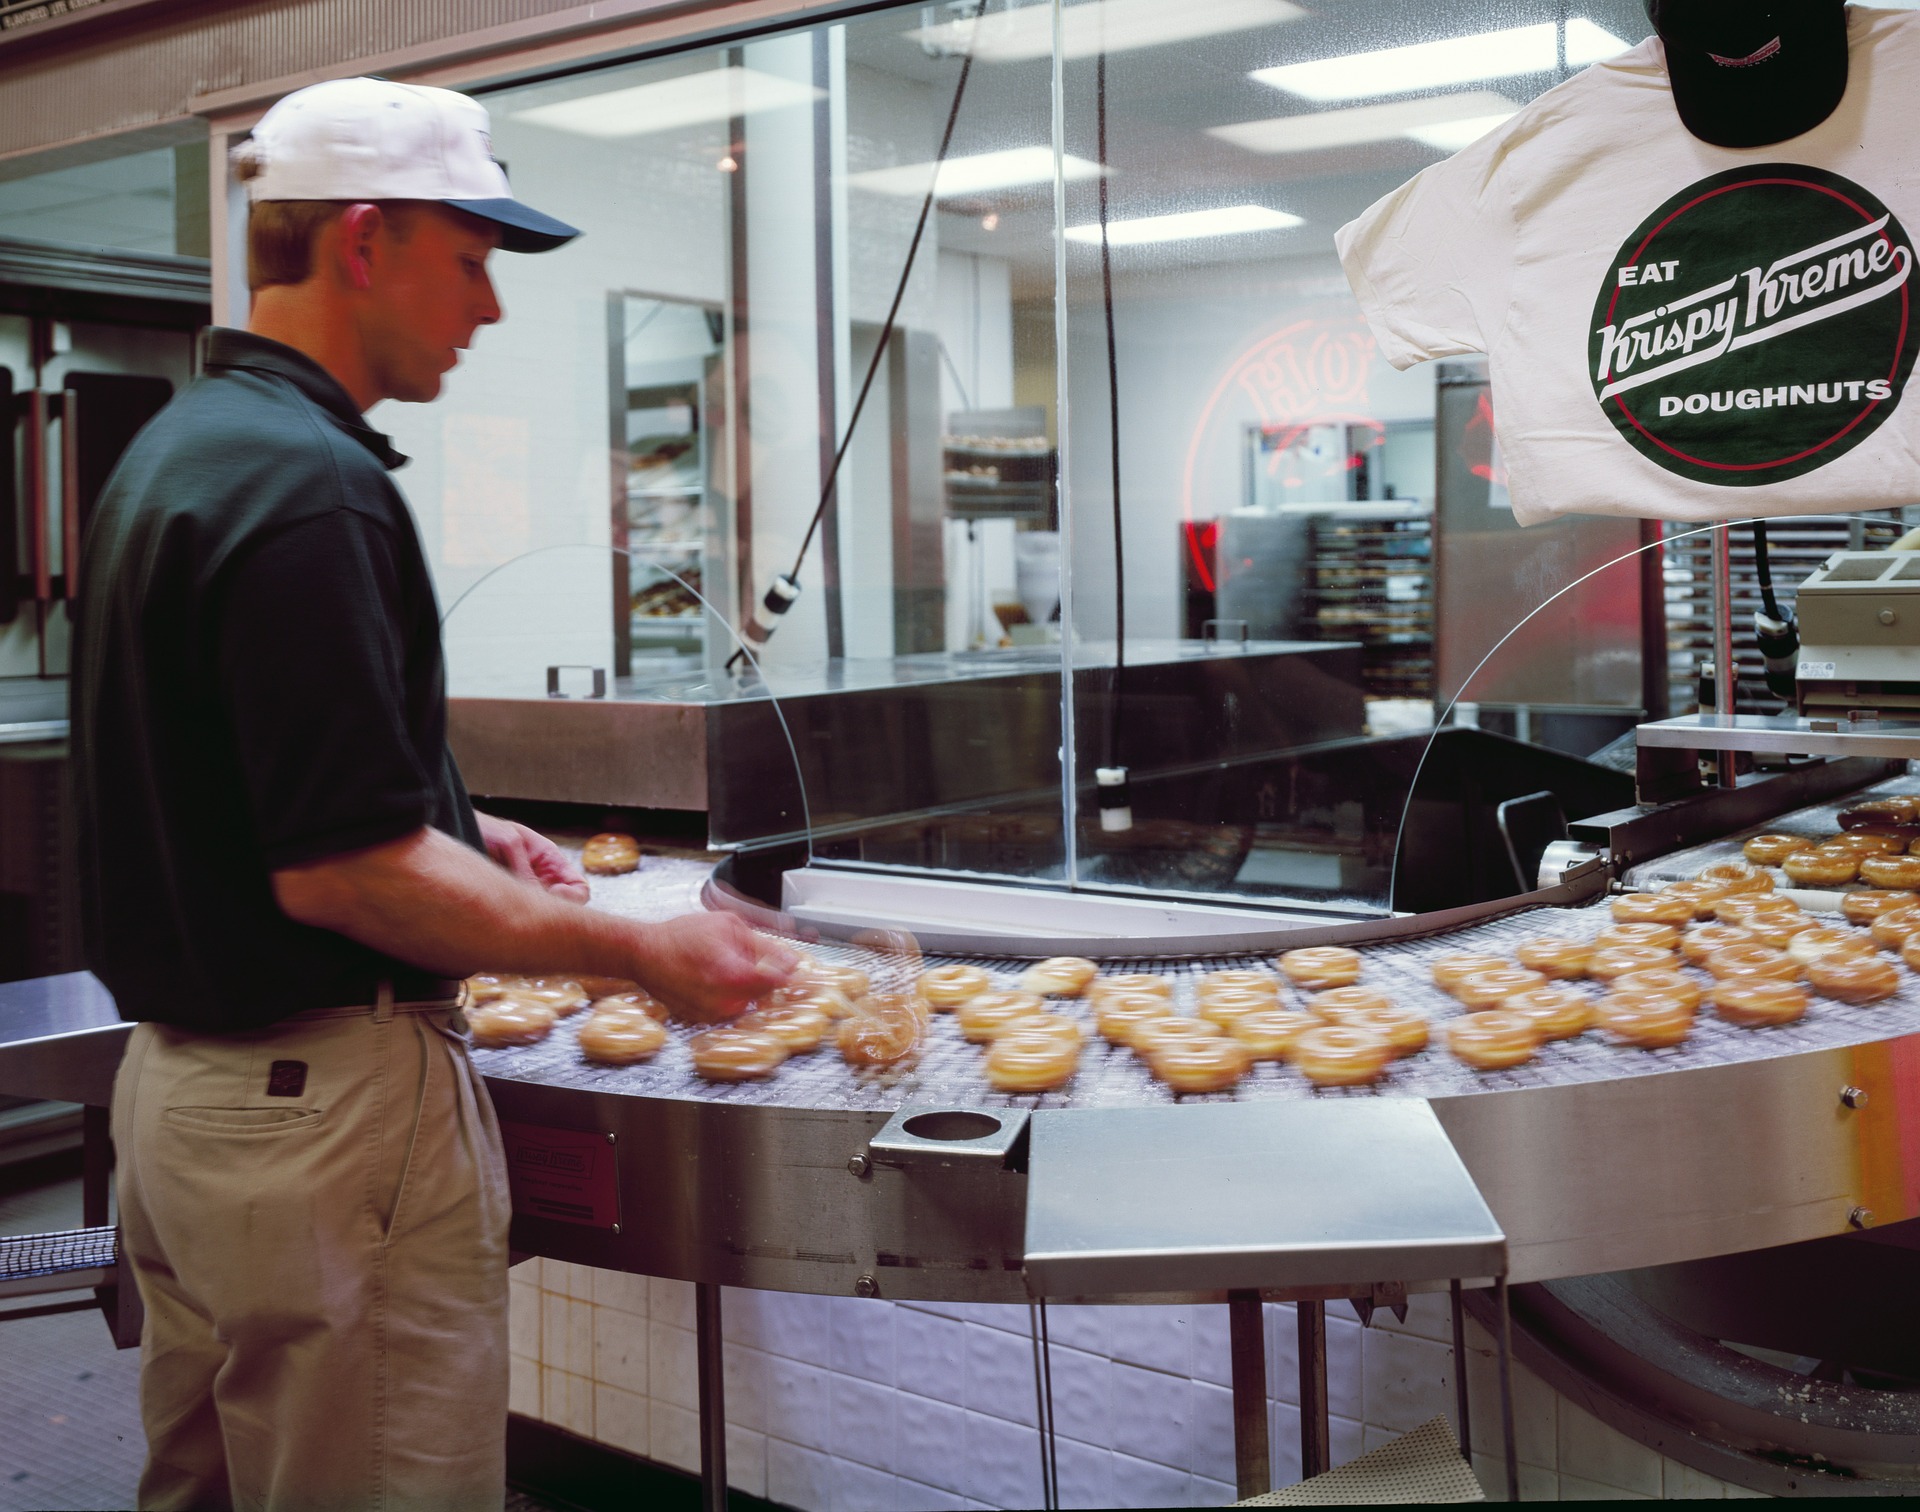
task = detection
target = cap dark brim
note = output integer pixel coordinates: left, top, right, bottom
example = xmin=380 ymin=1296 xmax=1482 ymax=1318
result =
xmin=445 ymin=197 xmax=581 ymax=253
xmin=1661 ymin=18 xmax=1848 ymax=149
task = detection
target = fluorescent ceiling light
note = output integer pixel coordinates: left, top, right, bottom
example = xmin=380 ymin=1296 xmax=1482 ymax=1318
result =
xmin=1404 ymin=110 xmax=1518 ymax=151
xmin=1252 ymin=18 xmax=1631 ymax=102
xmin=851 ymin=146 xmax=1105 ymax=198
xmin=908 ymin=0 xmax=1303 ymax=63
xmin=1209 ymin=90 xmax=1520 ymax=154
xmin=512 ymin=66 xmax=823 ymax=138
xmin=1064 ymin=204 xmax=1302 ymax=246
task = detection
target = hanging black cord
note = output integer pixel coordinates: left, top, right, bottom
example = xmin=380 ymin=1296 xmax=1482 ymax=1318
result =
xmin=1752 ymin=519 xmax=1784 ymax=621
xmin=1097 ymin=48 xmax=1125 ymax=773
xmin=726 ymin=4 xmax=986 ymax=671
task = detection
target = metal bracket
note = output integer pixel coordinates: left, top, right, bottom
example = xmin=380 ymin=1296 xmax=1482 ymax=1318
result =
xmin=867 ymin=1105 xmax=1029 ymax=1171
xmin=546 ymin=665 xmax=607 ymax=699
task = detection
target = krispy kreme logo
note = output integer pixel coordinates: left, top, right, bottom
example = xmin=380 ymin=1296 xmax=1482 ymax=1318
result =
xmin=1589 ymin=164 xmax=1917 ymax=485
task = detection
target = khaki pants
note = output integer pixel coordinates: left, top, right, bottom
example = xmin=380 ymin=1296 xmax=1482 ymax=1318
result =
xmin=111 ymin=995 xmax=512 ymax=1512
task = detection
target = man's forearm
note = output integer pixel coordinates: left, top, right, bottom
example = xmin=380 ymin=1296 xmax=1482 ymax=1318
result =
xmin=273 ymin=827 xmax=650 ymax=981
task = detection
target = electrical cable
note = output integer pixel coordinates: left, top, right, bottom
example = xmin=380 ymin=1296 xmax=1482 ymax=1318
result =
xmin=726 ymin=2 xmax=986 ymax=671
xmin=1750 ymin=519 xmax=1800 ymax=700
xmin=1093 ymin=40 xmax=1133 ymax=833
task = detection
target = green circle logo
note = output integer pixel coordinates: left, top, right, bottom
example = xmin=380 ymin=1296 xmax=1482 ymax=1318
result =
xmin=1589 ymin=164 xmax=1917 ymax=486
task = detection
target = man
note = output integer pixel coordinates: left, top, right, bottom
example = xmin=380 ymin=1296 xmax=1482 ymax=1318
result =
xmin=71 ymin=77 xmax=794 ymax=1511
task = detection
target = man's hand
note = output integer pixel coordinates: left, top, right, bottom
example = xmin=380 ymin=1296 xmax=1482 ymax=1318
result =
xmin=632 ymin=913 xmax=800 ymax=1021
xmin=477 ymin=813 xmax=590 ymax=903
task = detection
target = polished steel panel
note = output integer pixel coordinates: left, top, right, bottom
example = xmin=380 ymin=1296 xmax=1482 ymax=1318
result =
xmin=1022 ymin=1102 xmax=1504 ymax=1297
xmin=0 ymin=971 xmax=127 ymax=1107
xmin=449 ymin=693 xmax=707 ymax=809
xmin=1638 ymin=710 xmax=1920 ymax=760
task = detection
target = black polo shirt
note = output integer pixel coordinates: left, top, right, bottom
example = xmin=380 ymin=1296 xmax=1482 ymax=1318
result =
xmin=72 ymin=328 xmax=483 ymax=1032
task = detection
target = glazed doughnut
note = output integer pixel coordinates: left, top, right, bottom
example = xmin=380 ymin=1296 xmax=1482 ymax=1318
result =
xmin=1784 ymin=926 xmax=1875 ymax=968
xmin=1587 ymin=944 xmax=1678 ymax=980
xmin=1611 ymin=892 xmax=1695 ymax=927
xmin=1445 ymin=1011 xmax=1538 ymax=1071
xmin=1347 ymin=1005 xmax=1429 ymax=1058
xmin=837 ymin=999 xmax=924 ymax=1068
xmin=1840 ymin=796 xmax=1920 ymax=828
xmin=692 ymin=1028 xmax=787 ymax=1081
xmin=1095 ymin=993 xmax=1177 ymax=1047
xmin=1713 ymin=893 xmax=1798 ymax=927
xmin=1609 ymin=968 xmax=1703 ymax=1014
xmin=594 ymin=990 xmax=669 ymax=1022
xmin=1304 ymin=985 xmax=1394 ymax=1022
xmin=1806 ymin=950 xmax=1900 ymax=1004
xmin=466 ymin=972 xmax=512 ymax=996
xmin=1900 ymin=933 xmax=1920 ymax=973
xmin=1454 ymin=968 xmax=1548 ymax=1011
xmin=1861 ymin=854 xmax=1920 ymax=891
xmin=1087 ymin=973 xmax=1174 ymax=1005
xmin=916 ymin=965 xmax=993 ymax=1010
xmin=1228 ymin=1008 xmax=1320 ymax=1061
xmin=581 ymin=832 xmax=641 ymax=876
xmin=1710 ymin=979 xmax=1809 ymax=1027
xmin=1131 ymin=1017 xmax=1226 ymax=1061
xmin=577 ymin=1010 xmax=666 ymax=1065
xmin=984 ymin=1029 xmax=1081 ymax=1093
xmin=1595 ymin=922 xmax=1681 ymax=953
xmin=765 ymin=983 xmax=856 ymax=1019
xmin=1516 ymin=936 xmax=1594 ymax=979
xmin=1197 ymin=987 xmax=1281 ymax=1032
xmin=1505 ymin=985 xmax=1593 ymax=1041
xmin=467 ymin=997 xmax=557 ymax=1048
xmin=1293 ymin=1024 xmax=1392 ymax=1087
xmin=1277 ymin=946 xmax=1362 ymax=991
xmin=1020 ymin=957 xmax=1099 ymax=997
xmin=956 ymin=991 xmax=1049 ymax=1044
xmin=798 ymin=963 xmax=871 ymax=1000
xmin=1680 ymin=924 xmax=1757 ymax=964
xmin=1659 ymin=880 xmax=1731 ymax=920
xmin=1828 ymin=831 xmax=1906 ymax=857
xmin=1781 ymin=848 xmax=1859 ymax=886
xmin=1703 ymin=942 xmax=1801 ymax=982
xmin=999 ymin=1012 xmax=1083 ymax=1046
xmin=573 ymin=975 xmax=642 ymax=1000
xmin=1596 ymin=993 xmax=1693 ymax=1048
xmin=1196 ymin=970 xmax=1282 ymax=1002
xmin=1873 ymin=906 xmax=1920 ymax=951
xmin=520 ymin=980 xmax=592 ymax=1017
xmin=1698 ymin=860 xmax=1774 ymax=893
xmin=1147 ymin=1035 xmax=1253 ymax=1094
xmin=1842 ymin=889 xmax=1919 ymax=925
xmin=1742 ymin=833 xmax=1804 ymax=866
xmin=1431 ymin=954 xmax=1510 ymax=994
xmin=737 ymin=1004 xmax=831 ymax=1054
xmin=1738 ymin=908 xmax=1816 ymax=951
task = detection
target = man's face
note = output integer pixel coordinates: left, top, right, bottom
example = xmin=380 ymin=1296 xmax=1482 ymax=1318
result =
xmin=360 ymin=205 xmax=502 ymax=404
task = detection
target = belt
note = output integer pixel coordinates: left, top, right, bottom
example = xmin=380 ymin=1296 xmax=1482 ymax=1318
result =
xmin=285 ymin=979 xmax=464 ymax=1026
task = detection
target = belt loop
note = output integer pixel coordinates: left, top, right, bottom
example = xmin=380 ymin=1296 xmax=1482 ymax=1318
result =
xmin=374 ymin=979 xmax=394 ymax=1023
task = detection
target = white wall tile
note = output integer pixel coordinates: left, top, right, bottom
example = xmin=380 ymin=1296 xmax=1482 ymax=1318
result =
xmin=829 ymin=1371 xmax=898 ymax=1473
xmin=1265 ymin=1304 xmax=1362 ymax=1422
xmin=1189 ymin=1307 xmax=1231 ymax=1389
xmin=652 ymin=1401 xmax=700 ymax=1475
xmin=828 ymin=1297 xmax=898 ymax=1384
xmin=896 ymin=1307 xmax=969 ymax=1403
xmin=1561 ymin=1471 xmax=1649 ymax=1499
xmin=542 ymin=1295 xmax=593 ymax=1378
xmin=648 ymin=1321 xmax=698 ymax=1412
xmin=770 ymin=1436 xmax=838 ymax=1510
xmin=829 ymin=1456 xmax=900 ymax=1512
xmin=894 ymin=1477 xmax=973 ymax=1511
xmin=593 ymin=1268 xmax=650 ymax=1317
xmin=964 ymin=1320 xmax=1041 ymax=1428
xmin=767 ymin=1355 xmax=838 ymax=1453
xmin=952 ymin=1301 xmax=1033 ymax=1336
xmin=1268 ymin=1399 xmax=1304 ymax=1488
xmin=1187 ymin=1380 xmax=1236 ymax=1485
xmin=728 ymin=1424 xmax=769 ymax=1500
xmin=593 ymin=1305 xmax=650 ymax=1396
xmin=725 ymin=1342 xmax=769 ymax=1434
xmin=1047 ymin=1344 xmax=1115 ymax=1450
xmin=1046 ymin=1303 xmax=1114 ymax=1357
xmin=1361 ymin=1327 xmax=1454 ymax=1435
xmin=1053 ymin=1436 xmax=1115 ymax=1510
xmin=1466 ymin=1349 xmax=1556 ymax=1469
xmin=651 ymin=1277 xmax=696 ymax=1330
xmin=542 ymin=1367 xmax=594 ymax=1438
xmin=1472 ymin=1453 xmax=1559 ymax=1502
xmin=1330 ymin=1414 xmax=1363 ymax=1469
xmin=897 ymin=1387 xmax=972 ymax=1495
xmin=1109 ymin=1305 xmax=1191 ymax=1376
xmin=763 ymin=1291 xmax=838 ymax=1364
xmin=1189 ymin=1474 xmax=1235 ymax=1507
xmin=1109 ymin=1449 xmax=1189 ymax=1509
xmin=962 ymin=1408 xmax=1046 ymax=1509
xmin=509 ymin=1281 xmax=541 ymax=1360
xmin=1108 ymin=1360 xmax=1190 ymax=1472
xmin=509 ymin=1351 xmax=541 ymax=1419
xmin=1374 ymin=1289 xmax=1456 ymax=1345
xmin=1557 ymin=1401 xmax=1662 ymax=1497
xmin=594 ymin=1383 xmax=649 ymax=1458
xmin=1662 ymin=1456 xmax=1728 ymax=1498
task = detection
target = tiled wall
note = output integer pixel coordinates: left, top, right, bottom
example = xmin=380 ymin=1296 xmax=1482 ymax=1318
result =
xmin=509 ymin=1260 xmax=1767 ymax=1505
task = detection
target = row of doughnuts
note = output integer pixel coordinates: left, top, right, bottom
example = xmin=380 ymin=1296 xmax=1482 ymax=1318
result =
xmin=1740 ymin=796 xmax=1920 ymax=887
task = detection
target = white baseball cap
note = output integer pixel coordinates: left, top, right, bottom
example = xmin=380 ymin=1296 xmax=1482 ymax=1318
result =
xmin=235 ymin=77 xmax=580 ymax=253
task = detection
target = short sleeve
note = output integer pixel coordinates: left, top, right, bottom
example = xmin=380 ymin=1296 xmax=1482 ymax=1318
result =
xmin=1335 ymin=128 xmax=1520 ymax=371
xmin=214 ymin=509 xmax=435 ymax=869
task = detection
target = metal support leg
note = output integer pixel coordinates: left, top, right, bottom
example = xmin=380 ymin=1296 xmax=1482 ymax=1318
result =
xmin=1450 ymin=1279 xmax=1472 ymax=1462
xmin=1228 ymin=1290 xmax=1271 ymax=1499
xmin=1495 ymin=1278 xmax=1519 ymax=1503
xmin=1712 ymin=521 xmax=1739 ymax=788
xmin=81 ymin=1105 xmax=110 ymax=1228
xmin=1297 ymin=1300 xmax=1330 ymax=1479
xmin=696 ymin=1282 xmax=728 ymax=1512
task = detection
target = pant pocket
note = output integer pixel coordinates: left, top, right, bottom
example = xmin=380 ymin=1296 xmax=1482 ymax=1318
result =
xmin=162 ymin=1106 xmax=325 ymax=1134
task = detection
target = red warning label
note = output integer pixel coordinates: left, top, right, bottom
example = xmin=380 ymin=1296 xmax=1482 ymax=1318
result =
xmin=499 ymin=1121 xmax=621 ymax=1230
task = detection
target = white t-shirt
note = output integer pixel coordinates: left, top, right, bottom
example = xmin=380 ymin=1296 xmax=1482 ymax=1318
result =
xmin=1336 ymin=6 xmax=1920 ymax=527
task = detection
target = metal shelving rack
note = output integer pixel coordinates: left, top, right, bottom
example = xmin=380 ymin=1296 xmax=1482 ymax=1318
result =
xmin=1302 ymin=505 xmax=1433 ymax=700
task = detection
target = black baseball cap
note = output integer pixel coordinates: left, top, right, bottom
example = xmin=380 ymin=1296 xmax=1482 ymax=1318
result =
xmin=1646 ymin=0 xmax=1849 ymax=149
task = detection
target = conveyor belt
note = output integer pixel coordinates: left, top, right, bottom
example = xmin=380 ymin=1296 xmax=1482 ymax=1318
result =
xmin=475 ymin=839 xmax=1920 ymax=1114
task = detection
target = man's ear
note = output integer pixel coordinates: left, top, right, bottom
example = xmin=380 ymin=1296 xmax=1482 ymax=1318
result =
xmin=337 ymin=203 xmax=383 ymax=292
